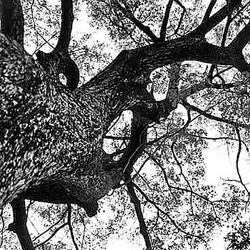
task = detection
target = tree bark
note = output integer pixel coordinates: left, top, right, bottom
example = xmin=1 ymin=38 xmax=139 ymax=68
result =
xmin=1 ymin=0 xmax=250 ymax=216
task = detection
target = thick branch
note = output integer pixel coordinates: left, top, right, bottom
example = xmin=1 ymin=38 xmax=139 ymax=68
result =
xmin=190 ymin=0 xmax=241 ymax=37
xmin=9 ymin=199 xmax=34 ymax=250
xmin=1 ymin=0 xmax=24 ymax=46
xmin=228 ymin=21 xmax=250 ymax=51
xmin=54 ymin=0 xmax=74 ymax=52
xmin=137 ymin=37 xmax=250 ymax=72
xmin=119 ymin=113 xmax=148 ymax=175
xmin=202 ymin=0 xmax=217 ymax=23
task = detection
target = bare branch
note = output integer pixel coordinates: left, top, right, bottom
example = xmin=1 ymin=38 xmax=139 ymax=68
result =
xmin=235 ymin=127 xmax=250 ymax=198
xmin=121 ymin=113 xmax=149 ymax=175
xmin=113 ymin=0 xmax=159 ymax=42
xmin=54 ymin=0 xmax=74 ymax=52
xmin=67 ymin=205 xmax=80 ymax=250
xmin=33 ymin=208 xmax=67 ymax=242
xmin=127 ymin=182 xmax=152 ymax=249
xmin=174 ymin=6 xmax=186 ymax=35
xmin=202 ymin=0 xmax=217 ymax=23
xmin=190 ymin=0 xmax=241 ymax=37
xmin=34 ymin=222 xmax=68 ymax=248
xmin=182 ymin=101 xmax=250 ymax=129
xmin=160 ymin=0 xmax=174 ymax=41
xmin=221 ymin=15 xmax=232 ymax=47
xmin=228 ymin=21 xmax=250 ymax=52
xmin=0 ymin=208 xmax=4 ymax=248
xmin=133 ymin=183 xmax=205 ymax=242
xmin=9 ymin=199 xmax=35 ymax=250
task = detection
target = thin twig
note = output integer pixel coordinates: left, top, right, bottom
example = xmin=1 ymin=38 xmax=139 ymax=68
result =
xmin=235 ymin=127 xmax=250 ymax=200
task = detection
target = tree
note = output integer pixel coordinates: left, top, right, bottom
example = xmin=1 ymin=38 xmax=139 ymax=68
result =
xmin=1 ymin=0 xmax=250 ymax=249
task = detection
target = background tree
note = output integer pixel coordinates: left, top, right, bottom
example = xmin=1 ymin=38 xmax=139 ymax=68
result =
xmin=1 ymin=0 xmax=250 ymax=249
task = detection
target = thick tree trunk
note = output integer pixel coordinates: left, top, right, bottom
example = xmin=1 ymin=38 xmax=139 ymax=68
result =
xmin=0 ymin=34 xmax=123 ymax=213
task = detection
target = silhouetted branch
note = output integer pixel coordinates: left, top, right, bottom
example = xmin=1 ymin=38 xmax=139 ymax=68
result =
xmin=54 ymin=0 xmax=74 ymax=52
xmin=133 ymin=183 xmax=205 ymax=242
xmin=33 ymin=208 xmax=67 ymax=242
xmin=127 ymin=182 xmax=152 ymax=249
xmin=113 ymin=0 xmax=159 ymax=42
xmin=147 ymin=149 xmax=218 ymax=217
xmin=183 ymin=101 xmax=250 ymax=129
xmin=235 ymin=127 xmax=250 ymax=198
xmin=190 ymin=0 xmax=241 ymax=37
xmin=34 ymin=222 xmax=68 ymax=248
xmin=9 ymin=199 xmax=35 ymax=250
xmin=202 ymin=0 xmax=217 ymax=23
xmin=121 ymin=113 xmax=149 ymax=176
xmin=160 ymin=0 xmax=174 ymax=41
xmin=0 ymin=208 xmax=4 ymax=247
xmin=221 ymin=15 xmax=232 ymax=47
xmin=228 ymin=21 xmax=250 ymax=51
xmin=67 ymin=205 xmax=80 ymax=250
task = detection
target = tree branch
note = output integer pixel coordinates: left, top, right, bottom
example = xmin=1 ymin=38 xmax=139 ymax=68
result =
xmin=1 ymin=0 xmax=24 ymax=46
xmin=113 ymin=0 xmax=160 ymax=42
xmin=34 ymin=223 xmax=68 ymax=248
xmin=182 ymin=101 xmax=250 ymax=129
xmin=202 ymin=0 xmax=217 ymax=23
xmin=9 ymin=199 xmax=35 ymax=250
xmin=33 ymin=208 xmax=67 ymax=242
xmin=235 ymin=127 xmax=250 ymax=198
xmin=190 ymin=0 xmax=241 ymax=37
xmin=228 ymin=21 xmax=250 ymax=52
xmin=133 ymin=183 xmax=205 ymax=242
xmin=221 ymin=13 xmax=233 ymax=47
xmin=126 ymin=181 xmax=152 ymax=249
xmin=54 ymin=0 xmax=74 ymax=52
xmin=67 ymin=205 xmax=80 ymax=250
xmin=36 ymin=0 xmax=79 ymax=91
xmin=160 ymin=0 xmax=174 ymax=41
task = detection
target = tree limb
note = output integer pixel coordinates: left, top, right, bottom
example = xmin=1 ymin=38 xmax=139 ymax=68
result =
xmin=126 ymin=181 xmax=152 ymax=249
xmin=133 ymin=183 xmax=205 ymax=242
xmin=113 ymin=0 xmax=159 ymax=42
xmin=67 ymin=205 xmax=80 ymax=250
xmin=9 ymin=199 xmax=35 ymax=250
xmin=202 ymin=0 xmax=217 ymax=23
xmin=190 ymin=0 xmax=241 ymax=37
xmin=54 ymin=0 xmax=74 ymax=52
xmin=35 ymin=0 xmax=79 ymax=91
xmin=228 ymin=21 xmax=250 ymax=51
xmin=235 ymin=127 xmax=250 ymax=198
xmin=1 ymin=0 xmax=24 ymax=46
xmin=182 ymin=101 xmax=250 ymax=129
xmin=160 ymin=0 xmax=174 ymax=41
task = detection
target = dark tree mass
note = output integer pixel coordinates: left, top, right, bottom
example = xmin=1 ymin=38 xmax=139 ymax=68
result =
xmin=1 ymin=0 xmax=250 ymax=249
